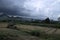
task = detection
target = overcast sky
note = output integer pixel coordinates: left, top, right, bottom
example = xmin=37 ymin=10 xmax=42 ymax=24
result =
xmin=0 ymin=0 xmax=60 ymax=20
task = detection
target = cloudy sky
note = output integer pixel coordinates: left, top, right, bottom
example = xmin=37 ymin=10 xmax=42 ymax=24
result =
xmin=0 ymin=0 xmax=60 ymax=20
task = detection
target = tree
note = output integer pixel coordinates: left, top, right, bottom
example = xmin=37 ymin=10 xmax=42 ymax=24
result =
xmin=58 ymin=17 xmax=60 ymax=21
xmin=44 ymin=18 xmax=50 ymax=23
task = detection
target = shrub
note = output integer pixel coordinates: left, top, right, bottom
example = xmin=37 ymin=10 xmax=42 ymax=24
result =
xmin=7 ymin=24 xmax=18 ymax=30
xmin=0 ymin=33 xmax=18 ymax=40
xmin=27 ymin=30 xmax=49 ymax=39
xmin=29 ymin=30 xmax=40 ymax=37
xmin=44 ymin=18 xmax=50 ymax=23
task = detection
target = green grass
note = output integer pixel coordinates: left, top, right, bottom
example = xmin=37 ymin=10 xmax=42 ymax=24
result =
xmin=0 ymin=28 xmax=42 ymax=40
xmin=16 ymin=22 xmax=60 ymax=28
xmin=0 ymin=28 xmax=60 ymax=40
xmin=0 ymin=22 xmax=60 ymax=40
xmin=1 ymin=21 xmax=60 ymax=28
xmin=0 ymin=28 xmax=27 ymax=40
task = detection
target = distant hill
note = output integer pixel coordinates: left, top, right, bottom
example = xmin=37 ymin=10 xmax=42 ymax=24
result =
xmin=0 ymin=13 xmax=43 ymax=22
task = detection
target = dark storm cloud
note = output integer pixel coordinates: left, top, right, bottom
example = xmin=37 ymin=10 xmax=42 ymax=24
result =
xmin=0 ymin=0 xmax=60 ymax=20
xmin=0 ymin=0 xmax=29 ymax=16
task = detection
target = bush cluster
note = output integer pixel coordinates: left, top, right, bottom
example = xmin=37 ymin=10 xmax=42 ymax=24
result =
xmin=0 ymin=33 xmax=18 ymax=40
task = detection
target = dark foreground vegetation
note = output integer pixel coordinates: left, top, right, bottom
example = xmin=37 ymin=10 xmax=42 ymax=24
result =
xmin=0 ymin=28 xmax=60 ymax=40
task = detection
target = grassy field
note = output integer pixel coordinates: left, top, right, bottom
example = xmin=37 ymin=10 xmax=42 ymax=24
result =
xmin=0 ymin=22 xmax=60 ymax=34
xmin=0 ymin=22 xmax=60 ymax=40
xmin=0 ymin=28 xmax=42 ymax=40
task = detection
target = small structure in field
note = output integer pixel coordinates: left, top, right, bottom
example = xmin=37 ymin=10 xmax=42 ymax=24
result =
xmin=0 ymin=13 xmax=18 ymax=29
xmin=6 ymin=15 xmax=17 ymax=29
